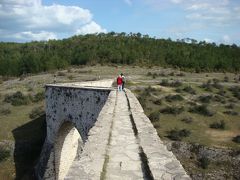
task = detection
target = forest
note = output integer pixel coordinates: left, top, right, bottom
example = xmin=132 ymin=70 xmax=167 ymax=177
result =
xmin=0 ymin=32 xmax=240 ymax=76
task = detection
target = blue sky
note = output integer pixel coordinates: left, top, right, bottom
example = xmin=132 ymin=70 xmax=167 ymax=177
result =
xmin=0 ymin=0 xmax=239 ymax=44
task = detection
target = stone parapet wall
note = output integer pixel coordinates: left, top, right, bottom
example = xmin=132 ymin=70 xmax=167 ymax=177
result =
xmin=47 ymin=79 xmax=114 ymax=89
xmin=126 ymin=89 xmax=191 ymax=180
xmin=65 ymin=91 xmax=116 ymax=179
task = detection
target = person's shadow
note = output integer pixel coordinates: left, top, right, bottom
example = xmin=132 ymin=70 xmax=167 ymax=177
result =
xmin=12 ymin=115 xmax=46 ymax=180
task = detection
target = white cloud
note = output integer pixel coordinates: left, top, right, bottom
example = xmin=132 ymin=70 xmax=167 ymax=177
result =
xmin=184 ymin=1 xmax=237 ymax=26
xmin=143 ymin=0 xmax=237 ymax=27
xmin=14 ymin=31 xmax=57 ymax=41
xmin=170 ymin=0 xmax=183 ymax=4
xmin=186 ymin=3 xmax=210 ymax=10
xmin=124 ymin=0 xmax=133 ymax=6
xmin=0 ymin=0 xmax=106 ymax=41
xmin=222 ymin=35 xmax=231 ymax=43
xmin=142 ymin=0 xmax=239 ymax=44
xmin=76 ymin=22 xmax=107 ymax=35
xmin=1 ymin=0 xmax=41 ymax=7
xmin=203 ymin=38 xmax=213 ymax=43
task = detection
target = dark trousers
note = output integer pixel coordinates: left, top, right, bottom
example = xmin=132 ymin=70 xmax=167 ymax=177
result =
xmin=122 ymin=82 xmax=125 ymax=90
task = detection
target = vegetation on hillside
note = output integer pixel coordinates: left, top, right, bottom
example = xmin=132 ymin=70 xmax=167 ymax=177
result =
xmin=0 ymin=32 xmax=240 ymax=77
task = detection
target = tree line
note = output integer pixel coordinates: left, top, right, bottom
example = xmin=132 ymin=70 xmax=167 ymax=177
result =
xmin=0 ymin=32 xmax=240 ymax=76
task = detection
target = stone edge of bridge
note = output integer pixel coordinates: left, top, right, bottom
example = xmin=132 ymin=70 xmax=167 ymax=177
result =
xmin=46 ymin=79 xmax=114 ymax=91
xmin=65 ymin=90 xmax=117 ymax=179
xmin=126 ymin=89 xmax=191 ymax=180
xmin=64 ymin=85 xmax=191 ymax=179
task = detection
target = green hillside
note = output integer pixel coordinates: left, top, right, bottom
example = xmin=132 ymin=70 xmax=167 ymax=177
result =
xmin=1 ymin=32 xmax=240 ymax=77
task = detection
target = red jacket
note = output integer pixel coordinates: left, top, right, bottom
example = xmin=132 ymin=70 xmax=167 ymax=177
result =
xmin=117 ymin=76 xmax=123 ymax=85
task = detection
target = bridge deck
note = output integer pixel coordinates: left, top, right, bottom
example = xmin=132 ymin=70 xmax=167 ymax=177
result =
xmin=104 ymin=92 xmax=143 ymax=179
xmin=64 ymin=89 xmax=190 ymax=180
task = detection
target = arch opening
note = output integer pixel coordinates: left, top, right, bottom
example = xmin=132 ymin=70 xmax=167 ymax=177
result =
xmin=54 ymin=122 xmax=83 ymax=180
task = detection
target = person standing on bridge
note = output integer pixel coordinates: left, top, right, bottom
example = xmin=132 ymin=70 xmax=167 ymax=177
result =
xmin=117 ymin=74 xmax=123 ymax=91
xmin=121 ymin=73 xmax=126 ymax=91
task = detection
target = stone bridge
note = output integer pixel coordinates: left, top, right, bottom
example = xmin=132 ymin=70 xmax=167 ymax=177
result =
xmin=36 ymin=80 xmax=190 ymax=180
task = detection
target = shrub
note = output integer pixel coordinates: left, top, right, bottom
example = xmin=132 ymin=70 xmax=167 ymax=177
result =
xmin=152 ymin=73 xmax=158 ymax=79
xmin=153 ymin=99 xmax=162 ymax=105
xmin=175 ymin=88 xmax=182 ymax=93
xmin=67 ymin=68 xmax=73 ymax=73
xmin=146 ymin=86 xmax=156 ymax=92
xmin=165 ymin=94 xmax=184 ymax=102
xmin=19 ymin=74 xmax=27 ymax=81
xmin=200 ymin=79 xmax=223 ymax=91
xmin=171 ymin=80 xmax=182 ymax=87
xmin=224 ymin=76 xmax=229 ymax=82
xmin=183 ymin=86 xmax=196 ymax=94
xmin=142 ymin=86 xmax=156 ymax=97
xmin=228 ymin=98 xmax=238 ymax=103
xmin=147 ymin=72 xmax=152 ymax=76
xmin=159 ymin=80 xmax=182 ymax=87
xmin=217 ymin=89 xmax=226 ymax=96
xmin=2 ymin=76 xmax=10 ymax=81
xmin=68 ymin=75 xmax=74 ymax=80
xmin=212 ymin=95 xmax=224 ymax=103
xmin=199 ymin=156 xmax=209 ymax=169
xmin=0 ymin=146 xmax=10 ymax=162
xmin=4 ymin=91 xmax=31 ymax=106
xmin=29 ymin=106 xmax=45 ymax=119
xmin=189 ymin=104 xmax=214 ymax=116
xmin=181 ymin=117 xmax=193 ymax=124
xmin=138 ymin=96 xmax=147 ymax=109
xmin=159 ymin=72 xmax=167 ymax=77
xmin=0 ymin=107 xmax=11 ymax=115
xmin=27 ymin=87 xmax=33 ymax=92
xmin=229 ymin=86 xmax=240 ymax=100
xmin=223 ymin=111 xmax=238 ymax=116
xmin=176 ymin=72 xmax=185 ymax=77
xmin=153 ymin=124 xmax=160 ymax=128
xmin=225 ymin=103 xmax=235 ymax=109
xmin=187 ymin=101 xmax=197 ymax=106
xmin=159 ymin=79 xmax=169 ymax=86
xmin=33 ymin=91 xmax=45 ymax=102
xmin=160 ymin=106 xmax=184 ymax=115
xmin=169 ymin=72 xmax=174 ymax=76
xmin=167 ymin=128 xmax=191 ymax=141
xmin=57 ymin=71 xmax=66 ymax=76
xmin=212 ymin=78 xmax=219 ymax=84
xmin=212 ymin=82 xmax=223 ymax=89
xmin=198 ymin=95 xmax=212 ymax=103
xmin=200 ymin=80 xmax=212 ymax=91
xmin=149 ymin=111 xmax=160 ymax=122
xmin=232 ymin=135 xmax=240 ymax=143
xmin=209 ymin=120 xmax=226 ymax=130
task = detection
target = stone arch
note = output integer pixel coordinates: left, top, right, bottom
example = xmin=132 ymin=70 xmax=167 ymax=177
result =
xmin=36 ymin=83 xmax=112 ymax=179
xmin=54 ymin=121 xmax=83 ymax=180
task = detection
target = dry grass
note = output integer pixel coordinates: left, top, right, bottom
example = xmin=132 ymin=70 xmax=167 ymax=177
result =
xmin=206 ymin=130 xmax=239 ymax=143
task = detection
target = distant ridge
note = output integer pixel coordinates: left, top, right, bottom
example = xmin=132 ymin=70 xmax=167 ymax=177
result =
xmin=0 ymin=32 xmax=239 ymax=76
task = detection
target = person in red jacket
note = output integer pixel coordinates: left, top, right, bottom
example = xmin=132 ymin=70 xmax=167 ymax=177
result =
xmin=117 ymin=75 xmax=123 ymax=91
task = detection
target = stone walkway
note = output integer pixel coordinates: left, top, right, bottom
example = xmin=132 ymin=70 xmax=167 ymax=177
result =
xmin=64 ymin=89 xmax=191 ymax=180
xmin=104 ymin=91 xmax=143 ymax=180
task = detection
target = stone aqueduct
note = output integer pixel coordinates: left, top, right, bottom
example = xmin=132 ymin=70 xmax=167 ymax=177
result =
xmin=36 ymin=80 xmax=190 ymax=180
